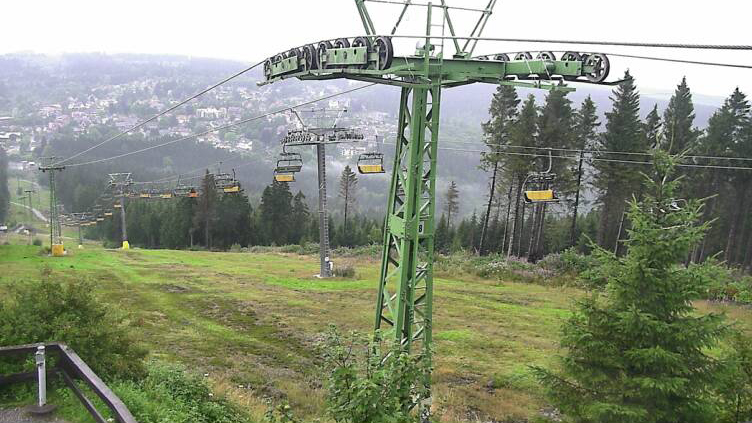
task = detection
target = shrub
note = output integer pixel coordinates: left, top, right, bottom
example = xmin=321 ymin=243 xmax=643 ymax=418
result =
xmin=32 ymin=238 xmax=42 ymax=246
xmin=0 ymin=271 xmax=147 ymax=381
xmin=229 ymin=243 xmax=242 ymax=252
xmin=333 ymin=264 xmax=356 ymax=278
xmin=104 ymin=361 xmax=253 ymax=423
xmin=318 ymin=326 xmax=431 ymax=423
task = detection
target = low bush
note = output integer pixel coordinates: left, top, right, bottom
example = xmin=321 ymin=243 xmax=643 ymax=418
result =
xmin=333 ymin=264 xmax=356 ymax=278
xmin=32 ymin=238 xmax=42 ymax=246
xmin=0 ymin=270 xmax=147 ymax=381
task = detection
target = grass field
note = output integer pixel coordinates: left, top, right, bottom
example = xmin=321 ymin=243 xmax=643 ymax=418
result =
xmin=1 ymin=243 xmax=750 ymax=422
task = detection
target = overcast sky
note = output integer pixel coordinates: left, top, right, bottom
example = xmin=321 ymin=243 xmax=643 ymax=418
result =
xmin=4 ymin=1 xmax=751 ymax=100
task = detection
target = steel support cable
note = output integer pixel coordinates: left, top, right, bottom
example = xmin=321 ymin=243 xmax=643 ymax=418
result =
xmin=54 ymin=60 xmax=266 ymax=167
xmin=380 ymin=34 xmax=752 ymax=50
xmin=63 ymin=84 xmax=377 ymax=168
xmin=383 ymin=142 xmax=752 ymax=170
xmin=440 ymin=140 xmax=752 ymax=162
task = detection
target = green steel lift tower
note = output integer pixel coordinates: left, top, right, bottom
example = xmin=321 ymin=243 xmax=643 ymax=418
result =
xmin=261 ymin=0 xmax=615 ymax=357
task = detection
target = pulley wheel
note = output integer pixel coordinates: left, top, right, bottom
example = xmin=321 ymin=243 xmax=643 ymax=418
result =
xmin=374 ymin=36 xmax=394 ymax=70
xmin=287 ymin=48 xmax=301 ymax=72
xmin=302 ymin=45 xmax=318 ymax=70
xmin=263 ymin=59 xmax=273 ymax=79
xmin=493 ymin=53 xmax=510 ymax=61
xmin=317 ymin=41 xmax=334 ymax=69
xmin=537 ymin=51 xmax=556 ymax=61
xmin=585 ymin=53 xmax=610 ymax=83
xmin=560 ymin=51 xmax=581 ymax=61
xmin=514 ymin=52 xmax=533 ymax=60
xmin=334 ymin=38 xmax=351 ymax=48
xmin=351 ymin=37 xmax=371 ymax=69
xmin=274 ymin=54 xmax=285 ymax=64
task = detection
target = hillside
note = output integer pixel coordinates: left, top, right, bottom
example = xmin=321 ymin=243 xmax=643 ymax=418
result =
xmin=0 ymin=53 xmax=724 ymax=219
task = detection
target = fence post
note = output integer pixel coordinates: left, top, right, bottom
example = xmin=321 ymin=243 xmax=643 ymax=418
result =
xmin=28 ymin=345 xmax=55 ymax=415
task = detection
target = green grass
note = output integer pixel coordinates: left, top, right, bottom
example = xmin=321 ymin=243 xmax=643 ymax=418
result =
xmin=1 ymin=243 xmax=750 ymax=422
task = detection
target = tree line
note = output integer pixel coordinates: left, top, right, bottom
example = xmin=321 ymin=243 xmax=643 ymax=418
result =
xmin=438 ymin=71 xmax=752 ymax=271
xmin=87 ymin=166 xmax=382 ymax=250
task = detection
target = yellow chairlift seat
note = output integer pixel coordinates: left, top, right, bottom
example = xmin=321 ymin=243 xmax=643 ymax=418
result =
xmin=188 ymin=189 xmax=200 ymax=198
xmin=223 ymin=185 xmax=241 ymax=193
xmin=274 ymin=172 xmax=295 ymax=183
xmin=161 ymin=193 xmax=173 ymax=199
xmin=96 ymin=217 xmax=105 ymax=222
xmin=357 ymin=152 xmax=386 ymax=174
xmin=140 ymin=193 xmax=151 ymax=198
xmin=104 ymin=212 xmax=113 ymax=217
xmin=114 ymin=203 xmax=122 ymax=209
xmin=524 ymin=189 xmax=558 ymax=203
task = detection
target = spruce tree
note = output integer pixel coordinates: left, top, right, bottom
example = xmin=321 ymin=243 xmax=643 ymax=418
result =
xmin=259 ymin=179 xmax=293 ymax=245
xmin=479 ymin=84 xmax=519 ymax=254
xmin=338 ymin=165 xmax=358 ymax=242
xmin=506 ymin=95 xmax=538 ymax=256
xmin=570 ymin=97 xmax=599 ymax=247
xmin=593 ymin=71 xmax=646 ymax=250
xmin=662 ymin=77 xmax=699 ymax=155
xmin=444 ymin=181 xmax=459 ymax=226
xmin=535 ymin=152 xmax=726 ymax=423
xmin=291 ymin=191 xmax=310 ymax=245
xmin=643 ymin=104 xmax=662 ymax=149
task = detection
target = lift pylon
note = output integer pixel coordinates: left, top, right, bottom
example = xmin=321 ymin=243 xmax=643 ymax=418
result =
xmin=39 ymin=157 xmax=65 ymax=257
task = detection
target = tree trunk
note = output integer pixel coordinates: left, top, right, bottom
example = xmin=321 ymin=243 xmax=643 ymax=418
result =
xmin=734 ymin=190 xmax=751 ymax=265
xmin=726 ymin=197 xmax=741 ymax=265
xmin=501 ymin=183 xmax=513 ymax=255
xmin=527 ymin=204 xmax=540 ymax=262
xmin=517 ymin=202 xmax=526 ymax=257
xmin=479 ymin=161 xmax=499 ymax=255
xmin=535 ymin=203 xmax=547 ymax=261
xmin=507 ymin=176 xmax=522 ymax=257
xmin=569 ymin=151 xmax=585 ymax=247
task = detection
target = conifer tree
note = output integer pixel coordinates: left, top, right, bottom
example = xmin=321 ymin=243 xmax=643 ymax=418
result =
xmin=506 ymin=95 xmax=538 ymax=256
xmin=338 ymin=165 xmax=358 ymax=240
xmin=479 ymin=85 xmax=519 ymax=254
xmin=662 ymin=77 xmax=699 ymax=155
xmin=444 ymin=181 xmax=459 ymax=226
xmin=258 ymin=179 xmax=293 ymax=245
xmin=291 ymin=191 xmax=309 ymax=245
xmin=192 ymin=170 xmax=218 ymax=248
xmin=593 ymin=71 xmax=646 ymax=250
xmin=570 ymin=97 xmax=599 ymax=247
xmin=535 ymin=152 xmax=726 ymax=423
xmin=643 ymin=104 xmax=662 ymax=149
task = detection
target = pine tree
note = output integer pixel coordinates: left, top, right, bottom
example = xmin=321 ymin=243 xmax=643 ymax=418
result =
xmin=506 ymin=95 xmax=538 ymax=256
xmin=192 ymin=170 xmax=218 ymax=248
xmin=662 ymin=77 xmax=699 ymax=155
xmin=258 ymin=179 xmax=293 ymax=245
xmin=444 ymin=181 xmax=459 ymax=227
xmin=570 ymin=96 xmax=599 ymax=247
xmin=593 ymin=71 xmax=646 ymax=251
xmin=534 ymin=152 xmax=726 ymax=423
xmin=338 ymin=165 xmax=358 ymax=243
xmin=479 ymin=85 xmax=519 ymax=255
xmin=643 ymin=104 xmax=662 ymax=149
xmin=434 ymin=214 xmax=449 ymax=254
xmin=291 ymin=191 xmax=310 ymax=245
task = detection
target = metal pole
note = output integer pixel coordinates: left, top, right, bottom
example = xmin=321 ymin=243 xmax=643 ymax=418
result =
xmin=120 ymin=196 xmax=128 ymax=249
xmin=316 ymin=143 xmax=331 ymax=277
xmin=35 ymin=346 xmax=46 ymax=408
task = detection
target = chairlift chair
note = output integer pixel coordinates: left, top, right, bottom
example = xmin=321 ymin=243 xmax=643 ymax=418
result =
xmin=357 ymin=152 xmax=385 ymax=174
xmin=523 ymin=150 xmax=559 ymax=204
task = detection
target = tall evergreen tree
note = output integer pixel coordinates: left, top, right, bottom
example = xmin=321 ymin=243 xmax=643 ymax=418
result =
xmin=444 ymin=181 xmax=459 ymax=226
xmin=535 ymin=152 xmax=726 ymax=423
xmin=662 ymin=77 xmax=699 ymax=155
xmin=338 ymin=165 xmax=358 ymax=239
xmin=258 ymin=179 xmax=293 ymax=245
xmin=506 ymin=95 xmax=538 ymax=256
xmin=643 ymin=104 xmax=662 ymax=149
xmin=290 ymin=191 xmax=310 ymax=245
xmin=570 ymin=97 xmax=599 ymax=246
xmin=479 ymin=85 xmax=519 ymax=254
xmin=192 ymin=170 xmax=218 ymax=248
xmin=593 ymin=71 xmax=646 ymax=251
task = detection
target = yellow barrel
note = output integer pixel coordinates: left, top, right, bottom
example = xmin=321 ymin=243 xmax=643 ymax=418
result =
xmin=122 ymin=241 xmax=130 ymax=250
xmin=51 ymin=244 xmax=65 ymax=257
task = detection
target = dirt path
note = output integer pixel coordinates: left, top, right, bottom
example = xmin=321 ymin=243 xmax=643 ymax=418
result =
xmin=0 ymin=408 xmax=68 ymax=423
xmin=9 ymin=202 xmax=48 ymax=223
